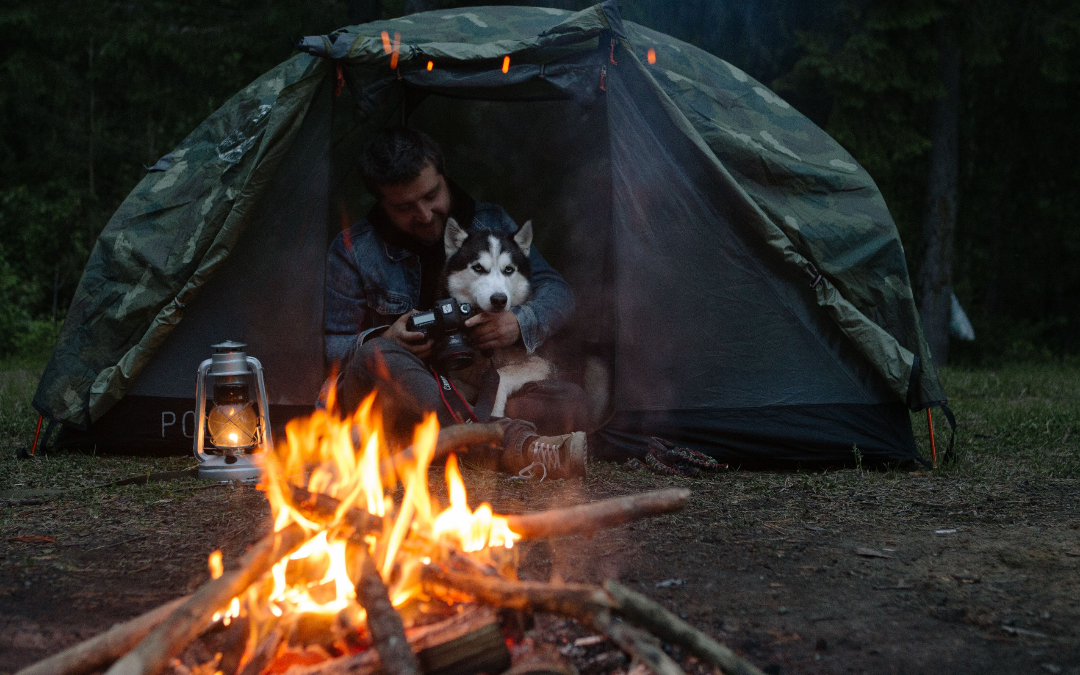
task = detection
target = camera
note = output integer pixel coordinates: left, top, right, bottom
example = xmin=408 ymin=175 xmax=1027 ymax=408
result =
xmin=406 ymin=298 xmax=476 ymax=371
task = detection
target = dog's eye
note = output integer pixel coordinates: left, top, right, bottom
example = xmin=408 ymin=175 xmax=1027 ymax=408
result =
xmin=471 ymin=264 xmax=485 ymax=274
xmin=502 ymin=266 xmax=515 ymax=276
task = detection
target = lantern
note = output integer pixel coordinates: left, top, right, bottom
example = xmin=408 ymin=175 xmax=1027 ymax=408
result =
xmin=193 ymin=341 xmax=272 ymax=481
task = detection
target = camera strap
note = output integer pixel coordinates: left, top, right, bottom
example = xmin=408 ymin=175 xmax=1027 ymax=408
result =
xmin=429 ymin=366 xmax=480 ymax=425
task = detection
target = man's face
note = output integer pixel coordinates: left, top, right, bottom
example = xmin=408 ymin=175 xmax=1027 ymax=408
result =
xmin=378 ymin=163 xmax=451 ymax=246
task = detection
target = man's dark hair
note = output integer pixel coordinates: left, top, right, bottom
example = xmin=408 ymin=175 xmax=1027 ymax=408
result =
xmin=358 ymin=128 xmax=446 ymax=198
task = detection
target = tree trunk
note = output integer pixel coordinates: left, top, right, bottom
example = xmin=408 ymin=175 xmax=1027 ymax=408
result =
xmin=916 ymin=19 xmax=960 ymax=365
xmin=87 ymin=37 xmax=95 ymax=197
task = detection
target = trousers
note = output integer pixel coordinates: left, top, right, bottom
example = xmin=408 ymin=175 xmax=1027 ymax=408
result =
xmin=337 ymin=338 xmax=592 ymax=447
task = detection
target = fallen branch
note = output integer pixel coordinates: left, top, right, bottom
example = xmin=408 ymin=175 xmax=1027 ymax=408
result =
xmin=504 ymin=489 xmax=691 ymax=540
xmin=13 ymin=595 xmax=191 ymax=675
xmin=354 ymin=554 xmax=421 ymax=675
xmin=104 ymin=522 xmax=309 ymax=675
xmin=603 ymin=581 xmax=765 ymax=675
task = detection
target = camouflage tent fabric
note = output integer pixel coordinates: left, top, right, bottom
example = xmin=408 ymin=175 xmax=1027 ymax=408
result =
xmin=35 ymin=1 xmax=944 ymax=439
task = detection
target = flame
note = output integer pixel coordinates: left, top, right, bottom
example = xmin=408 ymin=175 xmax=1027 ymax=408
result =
xmin=208 ymin=550 xmax=223 ymax=580
xmin=381 ymin=31 xmax=392 ymax=54
xmin=241 ymin=390 xmax=519 ymax=628
xmin=501 ymin=55 xmax=510 ymax=74
xmin=647 ymin=48 xmax=657 ymax=65
xmin=390 ymin=32 xmax=401 ymax=69
xmin=427 ymin=60 xmax=434 ymax=71
xmin=432 ymin=455 xmax=518 ymax=552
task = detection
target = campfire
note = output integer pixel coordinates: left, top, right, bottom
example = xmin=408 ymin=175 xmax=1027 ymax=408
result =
xmin=19 ymin=394 xmax=765 ymax=675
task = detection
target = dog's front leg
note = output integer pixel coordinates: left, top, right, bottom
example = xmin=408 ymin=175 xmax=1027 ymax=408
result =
xmin=492 ymin=357 xmax=553 ymax=418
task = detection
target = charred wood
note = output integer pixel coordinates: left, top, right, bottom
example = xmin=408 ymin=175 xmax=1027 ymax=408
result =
xmin=355 ymin=554 xmax=422 ymax=675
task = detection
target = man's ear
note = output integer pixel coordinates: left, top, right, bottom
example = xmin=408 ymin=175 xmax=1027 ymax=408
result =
xmin=444 ymin=218 xmax=468 ymax=257
xmin=513 ymin=220 xmax=533 ymax=256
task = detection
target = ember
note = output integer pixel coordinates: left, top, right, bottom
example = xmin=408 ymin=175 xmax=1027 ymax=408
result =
xmin=18 ymin=398 xmax=764 ymax=675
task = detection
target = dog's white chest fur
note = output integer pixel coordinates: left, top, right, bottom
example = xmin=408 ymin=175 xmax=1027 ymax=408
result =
xmin=442 ymin=218 xmax=554 ymax=417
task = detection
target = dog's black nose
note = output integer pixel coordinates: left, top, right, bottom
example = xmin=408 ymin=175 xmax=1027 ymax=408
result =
xmin=490 ymin=293 xmax=508 ymax=310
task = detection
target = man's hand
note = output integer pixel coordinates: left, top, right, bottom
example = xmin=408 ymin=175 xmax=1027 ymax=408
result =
xmin=465 ymin=311 xmax=521 ymax=350
xmin=384 ymin=311 xmax=434 ymax=360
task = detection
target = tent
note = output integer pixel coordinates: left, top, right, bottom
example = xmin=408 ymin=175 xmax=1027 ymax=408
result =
xmin=32 ymin=1 xmax=949 ymax=465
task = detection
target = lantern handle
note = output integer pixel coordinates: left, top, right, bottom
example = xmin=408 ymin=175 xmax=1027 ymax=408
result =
xmin=193 ymin=359 xmax=214 ymax=462
xmin=247 ymin=356 xmax=274 ymax=453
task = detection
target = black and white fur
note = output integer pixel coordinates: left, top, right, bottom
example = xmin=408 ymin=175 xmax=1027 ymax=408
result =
xmin=442 ymin=218 xmax=553 ymax=417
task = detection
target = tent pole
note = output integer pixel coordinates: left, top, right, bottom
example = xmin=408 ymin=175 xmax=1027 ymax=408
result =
xmin=927 ymin=408 xmax=937 ymax=468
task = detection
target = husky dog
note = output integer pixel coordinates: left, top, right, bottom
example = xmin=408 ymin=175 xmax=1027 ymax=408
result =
xmin=442 ymin=218 xmax=553 ymax=417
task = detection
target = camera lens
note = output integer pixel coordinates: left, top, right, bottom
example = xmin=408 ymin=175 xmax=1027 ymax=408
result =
xmin=437 ymin=333 xmax=475 ymax=371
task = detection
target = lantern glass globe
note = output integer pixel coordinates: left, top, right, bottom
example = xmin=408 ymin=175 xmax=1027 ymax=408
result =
xmin=208 ymin=403 xmax=258 ymax=448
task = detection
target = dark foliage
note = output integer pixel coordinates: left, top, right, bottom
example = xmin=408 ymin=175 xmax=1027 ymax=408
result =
xmin=1 ymin=0 xmax=1078 ymax=364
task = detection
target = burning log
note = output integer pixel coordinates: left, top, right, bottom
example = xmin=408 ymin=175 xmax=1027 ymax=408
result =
xmin=13 ymin=595 xmax=191 ymax=675
xmin=420 ymin=568 xmax=766 ymax=675
xmin=237 ymin=625 xmax=283 ymax=675
xmin=421 ymin=567 xmax=614 ymax=619
xmin=504 ymin=489 xmax=691 ymax=540
xmin=104 ymin=522 xmax=309 ymax=675
xmin=354 ymin=554 xmax=422 ymax=675
xmin=290 ymin=484 xmax=383 ymax=534
xmin=279 ymin=606 xmax=505 ymax=675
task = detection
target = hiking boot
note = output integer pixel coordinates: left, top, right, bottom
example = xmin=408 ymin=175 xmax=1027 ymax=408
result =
xmin=502 ymin=431 xmax=587 ymax=481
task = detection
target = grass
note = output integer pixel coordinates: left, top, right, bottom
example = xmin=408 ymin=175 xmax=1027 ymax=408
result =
xmin=1 ymin=361 xmax=1078 ymax=490
xmin=0 ymin=361 xmax=194 ymax=495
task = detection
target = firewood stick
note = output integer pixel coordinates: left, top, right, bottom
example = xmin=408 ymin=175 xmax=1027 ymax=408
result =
xmin=382 ymin=421 xmax=507 ymax=480
xmin=421 ymin=568 xmax=765 ymax=675
xmin=354 ymin=554 xmax=422 ymax=675
xmin=237 ymin=625 xmax=283 ymax=675
xmin=104 ymin=522 xmax=309 ymax=675
xmin=420 ymin=566 xmax=616 ymax=619
xmin=280 ymin=606 xmax=499 ymax=675
xmin=602 ymin=581 xmax=765 ymax=675
xmin=504 ymin=489 xmax=691 ymax=540
xmin=595 ymin=613 xmax=688 ymax=675
xmin=421 ymin=568 xmax=683 ymax=675
xmin=289 ymin=484 xmax=383 ymax=533
xmin=13 ymin=595 xmax=191 ymax=675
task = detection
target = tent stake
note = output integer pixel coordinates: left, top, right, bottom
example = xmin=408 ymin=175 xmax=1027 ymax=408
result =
xmin=927 ymin=408 xmax=937 ymax=468
xmin=29 ymin=414 xmax=44 ymax=456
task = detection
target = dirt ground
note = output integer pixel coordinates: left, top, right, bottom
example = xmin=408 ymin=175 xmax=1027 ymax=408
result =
xmin=2 ymin=460 xmax=1078 ymax=675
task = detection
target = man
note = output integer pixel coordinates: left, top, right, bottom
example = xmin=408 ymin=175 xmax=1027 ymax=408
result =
xmin=325 ymin=128 xmax=590 ymax=479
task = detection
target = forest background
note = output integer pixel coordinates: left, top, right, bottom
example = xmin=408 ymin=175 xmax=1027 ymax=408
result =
xmin=1 ymin=0 xmax=1078 ymax=368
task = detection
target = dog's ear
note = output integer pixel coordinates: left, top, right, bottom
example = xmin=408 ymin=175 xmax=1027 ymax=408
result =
xmin=444 ymin=217 xmax=468 ymax=257
xmin=513 ymin=220 xmax=533 ymax=256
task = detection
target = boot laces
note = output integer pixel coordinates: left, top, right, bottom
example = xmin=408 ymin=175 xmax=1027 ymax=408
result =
xmin=532 ymin=440 xmax=562 ymax=470
xmin=509 ymin=439 xmax=563 ymax=483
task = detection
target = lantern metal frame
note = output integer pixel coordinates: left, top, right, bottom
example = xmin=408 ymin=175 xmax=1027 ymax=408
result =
xmin=193 ymin=343 xmax=273 ymax=481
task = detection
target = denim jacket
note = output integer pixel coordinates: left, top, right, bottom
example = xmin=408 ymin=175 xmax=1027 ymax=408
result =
xmin=324 ymin=199 xmax=575 ymax=368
